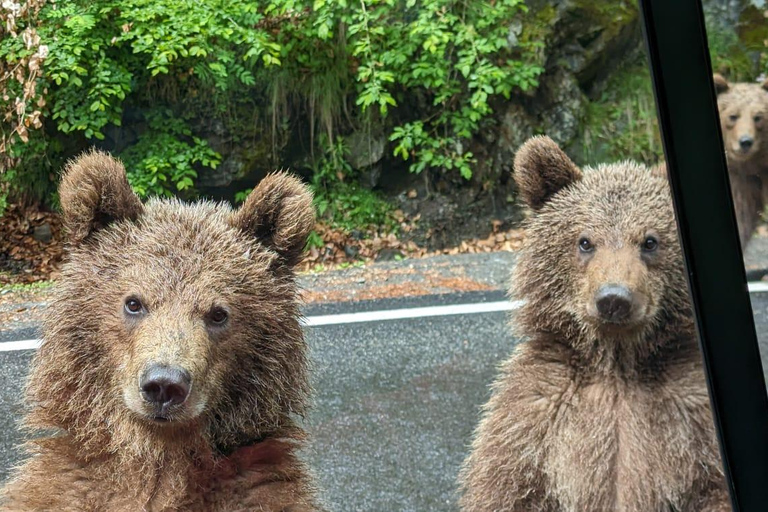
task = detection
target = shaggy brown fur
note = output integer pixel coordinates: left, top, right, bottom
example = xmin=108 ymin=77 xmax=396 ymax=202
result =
xmin=714 ymin=73 xmax=768 ymax=248
xmin=1 ymin=150 xmax=320 ymax=511
xmin=459 ymin=137 xmax=729 ymax=512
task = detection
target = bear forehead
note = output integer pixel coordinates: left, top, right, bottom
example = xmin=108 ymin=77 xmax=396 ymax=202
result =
xmin=77 ymin=199 xmax=275 ymax=278
xmin=569 ymin=164 xmax=669 ymax=210
xmin=129 ymin=199 xmax=248 ymax=253
xmin=536 ymin=164 xmax=674 ymax=232
xmin=719 ymin=84 xmax=768 ymax=109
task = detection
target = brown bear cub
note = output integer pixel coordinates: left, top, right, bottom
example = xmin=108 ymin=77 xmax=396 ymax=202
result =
xmin=713 ymin=73 xmax=768 ymax=248
xmin=1 ymin=151 xmax=320 ymax=511
xmin=459 ymin=137 xmax=729 ymax=512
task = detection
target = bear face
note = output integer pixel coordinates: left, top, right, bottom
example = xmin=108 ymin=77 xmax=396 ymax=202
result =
xmin=27 ymin=150 xmax=315 ymax=456
xmin=713 ymin=74 xmax=768 ymax=164
xmin=512 ymin=137 xmax=691 ymax=359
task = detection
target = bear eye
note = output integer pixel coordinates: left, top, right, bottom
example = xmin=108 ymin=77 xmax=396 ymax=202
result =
xmin=642 ymin=236 xmax=659 ymax=252
xmin=124 ymin=297 xmax=144 ymax=315
xmin=208 ymin=307 xmax=229 ymax=326
xmin=755 ymin=115 xmax=763 ymax=123
xmin=578 ymin=237 xmax=595 ymax=253
xmin=729 ymin=114 xmax=739 ymax=122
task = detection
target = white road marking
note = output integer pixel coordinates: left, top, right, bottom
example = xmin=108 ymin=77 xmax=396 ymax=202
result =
xmin=2 ymin=282 xmax=768 ymax=352
xmin=303 ymin=300 xmax=523 ymax=327
xmin=748 ymin=281 xmax=768 ymax=293
xmin=0 ymin=339 xmax=41 ymax=352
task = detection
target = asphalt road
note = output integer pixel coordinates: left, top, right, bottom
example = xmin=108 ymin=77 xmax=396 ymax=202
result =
xmin=0 ymin=289 xmax=766 ymax=511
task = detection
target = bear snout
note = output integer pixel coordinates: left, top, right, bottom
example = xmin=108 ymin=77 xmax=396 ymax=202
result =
xmin=738 ymin=135 xmax=754 ymax=152
xmin=594 ymin=284 xmax=634 ymax=323
xmin=139 ymin=364 xmax=192 ymax=415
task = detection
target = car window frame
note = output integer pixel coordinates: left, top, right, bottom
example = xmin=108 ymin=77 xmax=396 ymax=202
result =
xmin=639 ymin=0 xmax=768 ymax=509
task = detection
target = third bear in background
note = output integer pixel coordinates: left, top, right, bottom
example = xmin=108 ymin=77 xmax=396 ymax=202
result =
xmin=714 ymin=73 xmax=768 ymax=248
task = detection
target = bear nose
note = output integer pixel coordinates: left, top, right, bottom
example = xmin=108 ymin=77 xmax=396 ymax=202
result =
xmin=739 ymin=136 xmax=754 ymax=150
xmin=140 ymin=365 xmax=191 ymax=407
xmin=595 ymin=285 xmax=634 ymax=323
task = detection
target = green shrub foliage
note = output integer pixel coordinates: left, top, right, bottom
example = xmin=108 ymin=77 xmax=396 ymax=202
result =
xmin=1 ymin=0 xmax=541 ymax=217
xmin=3 ymin=0 xmax=757 ymax=228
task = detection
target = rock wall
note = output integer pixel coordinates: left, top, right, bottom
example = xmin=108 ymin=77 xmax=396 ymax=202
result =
xmin=464 ymin=0 xmax=643 ymax=196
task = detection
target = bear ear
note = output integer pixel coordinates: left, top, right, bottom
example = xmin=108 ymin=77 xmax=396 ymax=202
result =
xmin=59 ymin=150 xmax=144 ymax=245
xmin=762 ymin=77 xmax=768 ymax=92
xmin=230 ymin=172 xmax=315 ymax=267
xmin=513 ymin=136 xmax=582 ymax=211
xmin=713 ymin=74 xmax=729 ymax=94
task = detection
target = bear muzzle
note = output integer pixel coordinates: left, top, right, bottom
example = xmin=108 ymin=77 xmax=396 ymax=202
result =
xmin=729 ymin=133 xmax=759 ymax=159
xmin=139 ymin=364 xmax=192 ymax=421
xmin=737 ymin=135 xmax=756 ymax=155
xmin=594 ymin=284 xmax=636 ymax=324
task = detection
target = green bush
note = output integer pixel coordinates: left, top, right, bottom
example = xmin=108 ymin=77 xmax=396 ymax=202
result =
xmin=352 ymin=0 xmax=543 ymax=180
xmin=1 ymin=0 xmax=542 ymax=217
xmin=121 ymin=110 xmax=220 ymax=198
xmin=706 ymin=24 xmax=755 ymax=81
xmin=310 ymin=136 xmax=396 ymax=233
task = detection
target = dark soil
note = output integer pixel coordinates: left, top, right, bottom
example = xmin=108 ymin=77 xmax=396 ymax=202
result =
xmin=0 ymin=204 xmax=63 ymax=285
xmin=394 ymin=187 xmax=524 ymax=250
xmin=372 ymin=162 xmax=525 ymax=251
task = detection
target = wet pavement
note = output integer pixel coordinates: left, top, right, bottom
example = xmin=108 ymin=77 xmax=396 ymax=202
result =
xmin=304 ymin=304 xmax=513 ymax=511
